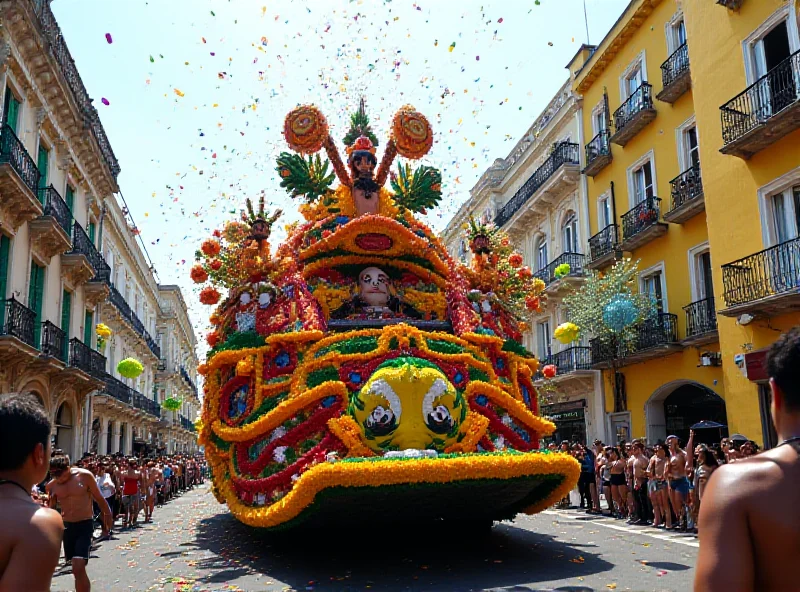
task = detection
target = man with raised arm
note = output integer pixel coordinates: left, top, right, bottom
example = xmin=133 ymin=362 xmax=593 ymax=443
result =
xmin=47 ymin=452 xmax=112 ymax=592
xmin=695 ymin=327 xmax=800 ymax=591
xmin=0 ymin=394 xmax=64 ymax=592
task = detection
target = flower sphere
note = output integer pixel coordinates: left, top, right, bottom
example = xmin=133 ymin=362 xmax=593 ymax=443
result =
xmin=95 ymin=323 xmax=112 ymax=338
xmin=554 ymin=322 xmax=580 ymax=344
xmin=201 ymin=239 xmax=221 ymax=257
xmin=391 ymin=105 xmax=433 ymax=159
xmin=542 ymin=364 xmax=557 ymax=379
xmin=190 ymin=264 xmax=209 ymax=283
xmin=117 ymin=358 xmax=144 ymax=379
xmin=508 ymin=253 xmax=523 ymax=268
xmin=602 ymin=294 xmax=639 ymax=333
xmin=283 ymin=105 xmax=328 ymax=154
xmin=554 ymin=263 xmax=571 ymax=279
xmin=199 ymin=286 xmax=221 ymax=305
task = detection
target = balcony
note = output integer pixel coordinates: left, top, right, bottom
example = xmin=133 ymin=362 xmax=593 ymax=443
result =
xmin=717 ymin=0 xmax=744 ymax=9
xmin=583 ymin=129 xmax=612 ymax=177
xmin=133 ymin=391 xmax=161 ymax=419
xmin=587 ymin=224 xmax=619 ymax=270
xmin=29 ymin=186 xmax=73 ymax=261
xmin=0 ymin=297 xmax=37 ymax=356
xmin=0 ymin=124 xmax=42 ymax=232
xmin=591 ymin=313 xmax=681 ymax=368
xmin=180 ymin=365 xmax=199 ymax=399
xmin=663 ymin=165 xmax=704 ymax=224
xmin=533 ymin=252 xmax=586 ymax=296
xmin=107 ymin=283 xmax=161 ymax=359
xmin=719 ymin=237 xmax=800 ymax=317
xmin=40 ymin=321 xmax=67 ymax=362
xmin=657 ymin=43 xmax=691 ymax=104
xmin=31 ymin=0 xmax=120 ymax=180
xmin=494 ymin=142 xmax=580 ymax=229
xmin=70 ymin=223 xmax=112 ymax=304
xmin=68 ymin=338 xmax=105 ymax=378
xmin=620 ymin=197 xmax=668 ymax=251
xmin=61 ymin=222 xmax=96 ymax=287
xmin=536 ymin=347 xmax=594 ymax=386
xmin=180 ymin=415 xmax=197 ymax=433
xmin=683 ymin=297 xmax=719 ymax=347
xmin=610 ymin=83 xmax=657 ymax=147
xmin=98 ymin=373 xmax=133 ymax=407
xmin=720 ymin=50 xmax=800 ymax=159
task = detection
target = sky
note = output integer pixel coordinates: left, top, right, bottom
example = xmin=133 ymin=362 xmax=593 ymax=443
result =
xmin=54 ymin=0 xmax=630 ymax=349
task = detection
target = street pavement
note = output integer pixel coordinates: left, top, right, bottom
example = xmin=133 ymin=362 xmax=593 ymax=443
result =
xmin=51 ymin=483 xmax=698 ymax=592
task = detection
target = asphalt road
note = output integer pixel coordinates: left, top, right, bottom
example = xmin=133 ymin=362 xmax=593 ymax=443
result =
xmin=51 ymin=483 xmax=698 ymax=592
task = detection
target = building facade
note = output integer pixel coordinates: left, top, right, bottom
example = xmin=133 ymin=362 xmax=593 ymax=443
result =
xmin=0 ymin=0 xmax=198 ymax=457
xmin=442 ymin=80 xmax=607 ymax=445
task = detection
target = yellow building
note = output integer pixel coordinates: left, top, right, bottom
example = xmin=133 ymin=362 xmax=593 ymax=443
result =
xmin=681 ymin=0 xmax=800 ymax=448
xmin=568 ymin=0 xmax=727 ymax=445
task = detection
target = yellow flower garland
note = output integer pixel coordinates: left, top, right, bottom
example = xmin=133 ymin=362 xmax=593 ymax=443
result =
xmin=326 ymin=416 xmax=376 ymax=458
xmin=444 ymin=412 xmax=490 ymax=453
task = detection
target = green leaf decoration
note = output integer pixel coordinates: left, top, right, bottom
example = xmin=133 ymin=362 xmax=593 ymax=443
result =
xmin=276 ymin=152 xmax=335 ymax=203
xmin=390 ymin=163 xmax=443 ymax=214
xmin=342 ymin=97 xmax=379 ymax=148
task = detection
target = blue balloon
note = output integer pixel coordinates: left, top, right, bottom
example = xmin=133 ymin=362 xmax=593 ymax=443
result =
xmin=603 ymin=295 xmax=638 ymax=332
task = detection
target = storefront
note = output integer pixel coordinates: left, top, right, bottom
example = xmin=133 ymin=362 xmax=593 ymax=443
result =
xmin=541 ymin=399 xmax=587 ymax=445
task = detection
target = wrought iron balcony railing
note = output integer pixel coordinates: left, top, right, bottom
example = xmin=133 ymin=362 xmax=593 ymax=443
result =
xmin=584 ymin=129 xmax=611 ymax=169
xmin=588 ymin=224 xmax=619 ymax=265
xmin=613 ymin=83 xmax=654 ymax=134
xmin=41 ymin=320 xmax=66 ymax=361
xmin=101 ymin=373 xmax=133 ymax=406
xmin=661 ymin=43 xmax=690 ymax=89
xmin=494 ymin=142 xmax=580 ymax=227
xmin=31 ymin=0 xmax=120 ymax=179
xmin=70 ymin=222 xmax=111 ymax=283
xmin=133 ymin=391 xmax=161 ymax=419
xmin=545 ymin=346 xmax=593 ymax=376
xmin=0 ymin=297 xmax=37 ymax=348
xmin=533 ymin=252 xmax=586 ymax=286
xmin=68 ymin=337 xmax=90 ymax=373
xmin=721 ymin=237 xmax=800 ymax=307
xmin=179 ymin=415 xmax=196 ymax=432
xmin=180 ymin=365 xmax=199 ymax=397
xmin=591 ymin=313 xmax=679 ymax=365
xmin=38 ymin=185 xmax=73 ymax=235
xmin=668 ymin=165 xmax=703 ymax=212
xmin=684 ymin=297 xmax=717 ymax=338
xmin=0 ymin=124 xmax=41 ymax=194
xmin=621 ymin=197 xmax=662 ymax=242
xmin=106 ymin=283 xmax=160 ymax=358
xmin=721 ymin=49 xmax=800 ymax=146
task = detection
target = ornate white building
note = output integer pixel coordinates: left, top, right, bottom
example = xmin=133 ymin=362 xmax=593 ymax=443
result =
xmin=0 ymin=0 xmax=198 ymax=457
xmin=442 ymin=78 xmax=607 ymax=445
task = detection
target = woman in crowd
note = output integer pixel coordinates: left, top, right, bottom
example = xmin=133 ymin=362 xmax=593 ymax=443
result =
xmin=607 ymin=447 xmax=628 ymax=519
xmin=688 ymin=442 xmax=718 ymax=533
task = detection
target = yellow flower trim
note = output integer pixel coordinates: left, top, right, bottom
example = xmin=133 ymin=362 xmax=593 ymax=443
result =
xmin=402 ymin=288 xmax=447 ymax=320
xmin=236 ymin=356 xmax=254 ymax=377
xmin=214 ymin=451 xmax=580 ymax=529
xmin=465 ymin=382 xmax=556 ymax=437
xmin=324 ymin=185 xmax=400 ymax=219
xmin=302 ymin=256 xmax=449 ymax=290
xmin=211 ymin=381 xmax=348 ymax=442
xmin=310 ymin=284 xmax=352 ymax=318
xmin=444 ymin=412 xmax=490 ymax=453
xmin=326 ymin=416 xmax=376 ymax=458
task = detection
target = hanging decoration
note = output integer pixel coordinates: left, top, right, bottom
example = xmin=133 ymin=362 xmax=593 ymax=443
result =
xmin=95 ymin=323 xmax=112 ymax=350
xmin=602 ymin=294 xmax=640 ymax=333
xmin=554 ymin=263 xmax=571 ymax=279
xmin=117 ymin=358 xmax=144 ymax=379
xmin=162 ymin=397 xmax=183 ymax=412
xmin=554 ymin=322 xmax=580 ymax=344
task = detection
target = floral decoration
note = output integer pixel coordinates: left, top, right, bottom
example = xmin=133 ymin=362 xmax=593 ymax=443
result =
xmin=554 ymin=322 xmax=579 ymax=344
xmin=117 ymin=357 xmax=144 ymax=379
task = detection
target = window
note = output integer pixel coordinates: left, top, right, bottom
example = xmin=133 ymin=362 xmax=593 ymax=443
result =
xmin=37 ymin=142 xmax=49 ymax=190
xmin=65 ymin=185 xmax=75 ymax=215
xmin=625 ymin=65 xmax=644 ymax=99
xmin=562 ymin=213 xmax=579 ymax=253
xmin=536 ymin=238 xmax=548 ymax=271
xmin=641 ymin=269 xmax=665 ymax=313
xmin=0 ymin=235 xmax=9 ymax=301
xmin=696 ymin=251 xmax=714 ymax=300
xmin=88 ymin=221 xmax=96 ymax=245
xmin=2 ymin=86 xmax=20 ymax=134
xmin=599 ymin=195 xmax=613 ymax=229
xmin=771 ymin=185 xmax=800 ymax=244
xmin=28 ymin=262 xmax=45 ymax=347
xmin=633 ymin=161 xmax=655 ymax=204
xmin=684 ymin=127 xmax=700 ymax=169
xmin=536 ymin=320 xmax=551 ymax=360
xmin=84 ymin=309 xmax=93 ymax=347
xmin=593 ymin=106 xmax=607 ymax=134
xmin=61 ymin=290 xmax=72 ymax=359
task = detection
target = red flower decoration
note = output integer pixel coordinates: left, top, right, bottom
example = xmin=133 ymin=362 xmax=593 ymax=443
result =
xmin=206 ymin=330 xmax=219 ymax=347
xmin=542 ymin=364 xmax=557 ymax=379
xmin=201 ymin=239 xmax=221 ymax=256
xmin=525 ymin=296 xmax=541 ymax=312
xmin=518 ymin=266 xmax=532 ymax=279
xmin=212 ymin=229 xmax=222 ymax=238
xmin=209 ymin=259 xmax=222 ymax=271
xmin=190 ymin=265 xmax=208 ymax=283
xmin=199 ymin=286 xmax=221 ymax=305
xmin=508 ymin=253 xmax=523 ymax=268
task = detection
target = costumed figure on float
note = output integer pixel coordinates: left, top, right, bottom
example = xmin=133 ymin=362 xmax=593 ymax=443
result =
xmin=193 ymin=99 xmax=580 ymax=530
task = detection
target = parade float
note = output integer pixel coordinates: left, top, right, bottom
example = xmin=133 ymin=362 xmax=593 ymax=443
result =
xmin=193 ymin=100 xmax=580 ymax=530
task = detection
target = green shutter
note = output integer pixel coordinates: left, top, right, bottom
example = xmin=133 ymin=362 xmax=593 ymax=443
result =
xmin=3 ymin=87 xmax=20 ymax=134
xmin=28 ymin=262 xmax=44 ymax=348
xmin=0 ymin=235 xmax=9 ymax=301
xmin=65 ymin=185 xmax=75 ymax=214
xmin=84 ymin=310 xmax=93 ymax=347
xmin=37 ymin=144 xmax=48 ymax=192
xmin=88 ymin=222 xmax=96 ymax=245
xmin=61 ymin=290 xmax=71 ymax=360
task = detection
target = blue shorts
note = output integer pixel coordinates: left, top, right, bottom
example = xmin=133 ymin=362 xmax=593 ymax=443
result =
xmin=669 ymin=477 xmax=691 ymax=495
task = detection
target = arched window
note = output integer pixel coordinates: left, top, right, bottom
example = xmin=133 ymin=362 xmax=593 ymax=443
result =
xmin=535 ymin=236 xmax=548 ymax=271
xmin=562 ymin=212 xmax=579 ymax=254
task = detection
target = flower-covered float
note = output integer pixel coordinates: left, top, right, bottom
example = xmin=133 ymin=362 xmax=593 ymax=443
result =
xmin=194 ymin=100 xmax=580 ymax=530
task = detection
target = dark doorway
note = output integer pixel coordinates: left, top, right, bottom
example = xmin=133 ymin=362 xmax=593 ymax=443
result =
xmin=664 ymin=384 xmax=728 ymax=446
xmin=763 ymin=21 xmax=795 ymax=113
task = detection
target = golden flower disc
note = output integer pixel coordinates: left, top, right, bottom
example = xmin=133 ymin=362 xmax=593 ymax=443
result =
xmin=283 ymin=105 xmax=328 ymax=154
xmin=391 ymin=105 xmax=433 ymax=159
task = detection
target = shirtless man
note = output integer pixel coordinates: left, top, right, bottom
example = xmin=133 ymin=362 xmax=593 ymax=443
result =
xmin=0 ymin=394 xmax=63 ymax=592
xmin=646 ymin=443 xmax=671 ymax=528
xmin=695 ymin=328 xmax=800 ymax=592
xmin=144 ymin=461 xmax=160 ymax=522
xmin=665 ymin=435 xmax=690 ymax=530
xmin=629 ymin=440 xmax=651 ymax=525
xmin=47 ymin=453 xmax=112 ymax=592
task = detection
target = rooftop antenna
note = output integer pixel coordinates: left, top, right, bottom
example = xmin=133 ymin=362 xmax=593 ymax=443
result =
xmin=583 ymin=0 xmax=591 ymax=44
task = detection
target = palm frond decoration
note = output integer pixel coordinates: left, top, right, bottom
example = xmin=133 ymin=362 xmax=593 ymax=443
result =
xmin=390 ymin=163 xmax=442 ymax=214
xmin=343 ymin=97 xmax=379 ymax=148
xmin=276 ymin=152 xmax=336 ymax=202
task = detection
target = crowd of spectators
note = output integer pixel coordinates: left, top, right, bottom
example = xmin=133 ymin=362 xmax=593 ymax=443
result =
xmin=549 ymin=432 xmax=761 ymax=533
